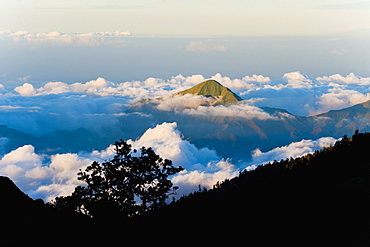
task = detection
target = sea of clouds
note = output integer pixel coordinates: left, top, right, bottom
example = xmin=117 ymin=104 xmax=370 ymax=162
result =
xmin=0 ymin=71 xmax=368 ymax=200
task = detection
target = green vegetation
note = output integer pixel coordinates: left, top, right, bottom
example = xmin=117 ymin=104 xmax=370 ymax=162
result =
xmin=175 ymin=79 xmax=242 ymax=105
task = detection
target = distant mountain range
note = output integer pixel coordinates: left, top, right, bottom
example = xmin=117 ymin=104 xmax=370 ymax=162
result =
xmin=1 ymin=79 xmax=370 ymax=161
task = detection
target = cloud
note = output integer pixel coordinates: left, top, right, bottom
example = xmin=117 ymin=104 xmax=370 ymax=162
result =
xmin=17 ymin=75 xmax=31 ymax=82
xmin=12 ymin=76 xmax=200 ymax=98
xmin=35 ymin=153 xmax=93 ymax=201
xmin=316 ymin=73 xmax=370 ymax=86
xmin=328 ymin=49 xmax=344 ymax=55
xmin=155 ymin=94 xmax=219 ymax=111
xmin=14 ymin=83 xmax=37 ymax=96
xmin=0 ymin=144 xmax=98 ymax=201
xmin=0 ymin=30 xmax=131 ymax=47
xmin=0 ymin=145 xmax=42 ymax=166
xmin=0 ymin=122 xmax=229 ymax=201
xmin=186 ymin=41 xmax=228 ymax=52
xmin=3 ymin=71 xmax=370 ymax=202
xmin=127 ymin=122 xmax=239 ymax=194
xmin=244 ymin=137 xmax=338 ymax=171
xmin=4 ymin=71 xmax=370 ymax=136
xmin=128 ymin=122 xmax=219 ymax=167
xmin=0 ymin=145 xmax=46 ymax=191
xmin=316 ymin=88 xmax=370 ymax=114
xmin=172 ymin=159 xmax=239 ymax=195
xmin=181 ymin=101 xmax=278 ymax=121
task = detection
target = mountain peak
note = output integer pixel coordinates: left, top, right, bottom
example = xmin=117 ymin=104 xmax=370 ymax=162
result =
xmin=176 ymin=79 xmax=242 ymax=105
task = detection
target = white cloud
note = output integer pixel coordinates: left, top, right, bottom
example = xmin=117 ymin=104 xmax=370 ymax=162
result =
xmin=0 ymin=145 xmax=42 ymax=166
xmin=244 ymin=137 xmax=338 ymax=171
xmin=128 ymin=122 xmax=219 ymax=167
xmin=0 ymin=145 xmax=45 ymax=191
xmin=181 ymin=101 xmax=278 ymax=121
xmin=210 ymin=73 xmax=270 ymax=92
xmin=186 ymin=41 xmax=228 ymax=52
xmin=316 ymin=73 xmax=370 ymax=86
xmin=155 ymin=94 xmax=219 ymax=111
xmin=328 ymin=49 xmax=344 ymax=55
xmin=25 ymin=166 xmax=49 ymax=179
xmin=0 ymin=122 xmax=228 ymax=201
xmin=39 ymin=81 xmax=70 ymax=95
xmin=316 ymin=88 xmax=370 ymax=114
xmin=172 ymin=159 xmax=239 ymax=194
xmin=282 ymin=71 xmax=315 ymax=88
xmin=14 ymin=83 xmax=37 ymax=96
xmin=0 ymin=30 xmax=131 ymax=47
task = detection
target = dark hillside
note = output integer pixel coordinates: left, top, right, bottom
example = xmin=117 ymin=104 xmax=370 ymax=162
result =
xmin=0 ymin=176 xmax=92 ymax=246
xmin=137 ymin=132 xmax=370 ymax=246
xmin=3 ymin=132 xmax=370 ymax=246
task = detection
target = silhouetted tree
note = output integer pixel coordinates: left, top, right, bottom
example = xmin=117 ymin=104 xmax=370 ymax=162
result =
xmin=55 ymin=139 xmax=183 ymax=218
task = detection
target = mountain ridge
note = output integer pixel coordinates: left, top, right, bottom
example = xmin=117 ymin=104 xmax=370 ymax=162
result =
xmin=138 ymin=131 xmax=370 ymax=245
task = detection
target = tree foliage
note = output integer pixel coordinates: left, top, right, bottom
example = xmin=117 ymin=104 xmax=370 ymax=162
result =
xmin=54 ymin=139 xmax=183 ymax=218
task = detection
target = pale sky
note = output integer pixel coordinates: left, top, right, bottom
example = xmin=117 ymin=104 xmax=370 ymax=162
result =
xmin=0 ymin=0 xmax=370 ymax=83
xmin=1 ymin=0 xmax=370 ymax=36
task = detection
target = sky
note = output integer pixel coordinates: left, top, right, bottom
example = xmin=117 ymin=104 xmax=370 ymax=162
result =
xmin=0 ymin=0 xmax=370 ymax=201
xmin=1 ymin=0 xmax=370 ymax=83
xmin=1 ymin=0 xmax=370 ymax=36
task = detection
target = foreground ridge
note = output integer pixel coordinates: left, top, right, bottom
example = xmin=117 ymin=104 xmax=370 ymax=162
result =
xmin=139 ymin=131 xmax=370 ymax=245
xmin=2 ymin=131 xmax=370 ymax=246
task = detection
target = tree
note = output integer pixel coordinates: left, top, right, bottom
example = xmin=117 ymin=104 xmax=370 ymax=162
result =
xmin=55 ymin=139 xmax=183 ymax=218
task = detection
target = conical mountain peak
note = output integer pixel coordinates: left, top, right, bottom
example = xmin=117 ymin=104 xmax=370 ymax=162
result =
xmin=176 ymin=79 xmax=242 ymax=105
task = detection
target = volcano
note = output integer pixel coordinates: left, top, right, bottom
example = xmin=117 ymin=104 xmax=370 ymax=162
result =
xmin=175 ymin=79 xmax=242 ymax=105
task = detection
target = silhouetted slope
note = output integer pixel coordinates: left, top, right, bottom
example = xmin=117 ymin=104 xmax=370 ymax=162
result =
xmin=0 ymin=176 xmax=92 ymax=247
xmin=137 ymin=131 xmax=370 ymax=246
xmin=0 ymin=176 xmax=33 ymax=206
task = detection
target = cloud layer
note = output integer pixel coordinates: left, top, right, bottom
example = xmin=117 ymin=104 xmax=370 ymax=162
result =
xmin=0 ymin=30 xmax=131 ymax=46
xmin=0 ymin=71 xmax=369 ymax=135
xmin=186 ymin=41 xmax=229 ymax=52
xmin=0 ymin=71 xmax=369 ymax=200
xmin=0 ymin=121 xmax=338 ymax=201
xmin=0 ymin=122 xmax=233 ymax=201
